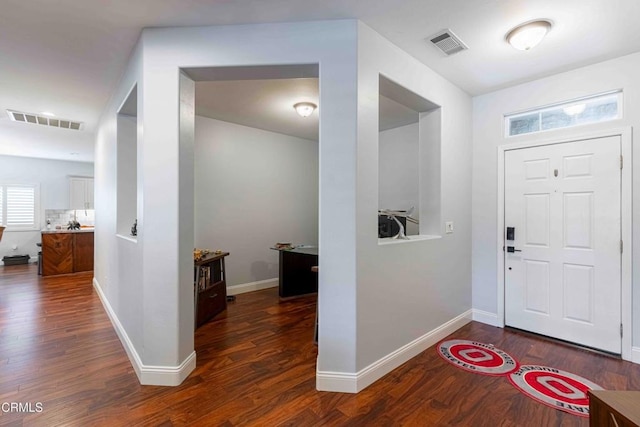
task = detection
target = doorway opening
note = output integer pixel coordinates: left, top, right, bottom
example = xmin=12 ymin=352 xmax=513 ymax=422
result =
xmin=181 ymin=64 xmax=320 ymax=343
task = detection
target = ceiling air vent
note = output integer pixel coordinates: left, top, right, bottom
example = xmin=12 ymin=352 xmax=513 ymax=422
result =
xmin=429 ymin=29 xmax=468 ymax=56
xmin=6 ymin=110 xmax=83 ymax=130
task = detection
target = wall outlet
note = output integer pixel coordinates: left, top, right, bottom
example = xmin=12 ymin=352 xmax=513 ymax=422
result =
xmin=445 ymin=221 xmax=454 ymax=234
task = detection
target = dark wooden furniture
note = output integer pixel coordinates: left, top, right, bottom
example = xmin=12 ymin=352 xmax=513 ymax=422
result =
xmin=42 ymin=231 xmax=94 ymax=276
xmin=194 ymin=252 xmax=229 ymax=328
xmin=589 ymin=390 xmax=640 ymax=426
xmin=272 ymin=246 xmax=318 ymax=298
xmin=42 ymin=231 xmax=93 ymax=276
xmin=42 ymin=233 xmax=73 ymax=275
xmin=74 ymin=232 xmax=94 ymax=272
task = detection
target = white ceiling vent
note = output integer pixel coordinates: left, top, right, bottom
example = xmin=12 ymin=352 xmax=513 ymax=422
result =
xmin=429 ymin=29 xmax=468 ymax=56
xmin=6 ymin=110 xmax=83 ymax=130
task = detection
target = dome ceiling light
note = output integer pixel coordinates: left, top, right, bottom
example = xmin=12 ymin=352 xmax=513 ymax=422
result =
xmin=506 ymin=20 xmax=552 ymax=51
xmin=294 ymin=102 xmax=317 ymax=118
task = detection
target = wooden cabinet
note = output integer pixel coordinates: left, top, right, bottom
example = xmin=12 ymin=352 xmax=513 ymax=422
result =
xmin=42 ymin=232 xmax=94 ymax=276
xmin=73 ymin=232 xmax=94 ymax=272
xmin=589 ymin=390 xmax=640 ymax=427
xmin=69 ymin=177 xmax=94 ymax=210
xmin=274 ymin=247 xmax=318 ymax=299
xmin=195 ymin=252 xmax=229 ymax=328
xmin=42 ymin=233 xmax=74 ymax=275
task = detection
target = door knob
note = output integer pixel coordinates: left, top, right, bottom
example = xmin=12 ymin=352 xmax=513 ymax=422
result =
xmin=507 ymin=246 xmax=522 ymax=253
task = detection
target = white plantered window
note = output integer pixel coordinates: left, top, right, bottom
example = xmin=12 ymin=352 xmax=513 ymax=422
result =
xmin=506 ymin=91 xmax=622 ymax=137
xmin=0 ymin=184 xmax=39 ymax=230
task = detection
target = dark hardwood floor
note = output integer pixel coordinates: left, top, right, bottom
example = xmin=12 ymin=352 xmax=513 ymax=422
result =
xmin=1 ymin=264 xmax=639 ymax=426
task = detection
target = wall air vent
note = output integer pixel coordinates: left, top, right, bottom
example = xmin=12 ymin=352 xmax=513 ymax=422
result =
xmin=429 ymin=29 xmax=468 ymax=56
xmin=6 ymin=110 xmax=83 ymax=130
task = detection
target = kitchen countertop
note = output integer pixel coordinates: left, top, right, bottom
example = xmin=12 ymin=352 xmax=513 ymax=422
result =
xmin=41 ymin=228 xmax=95 ymax=234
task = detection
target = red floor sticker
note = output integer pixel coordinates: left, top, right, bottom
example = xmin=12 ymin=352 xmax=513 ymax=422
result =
xmin=437 ymin=339 xmax=519 ymax=376
xmin=508 ymin=365 xmax=603 ymax=417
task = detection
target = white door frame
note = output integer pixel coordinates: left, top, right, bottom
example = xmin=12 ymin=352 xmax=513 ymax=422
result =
xmin=496 ymin=127 xmax=632 ymax=361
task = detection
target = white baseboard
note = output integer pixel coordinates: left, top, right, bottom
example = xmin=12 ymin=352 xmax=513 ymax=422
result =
xmin=315 ymin=371 xmax=358 ymax=393
xmin=93 ymin=277 xmax=196 ymax=386
xmin=632 ymin=347 xmax=640 ymax=364
xmin=227 ymin=278 xmax=278 ymax=296
xmin=316 ymin=309 xmax=472 ymax=393
xmin=472 ymin=309 xmax=501 ymax=327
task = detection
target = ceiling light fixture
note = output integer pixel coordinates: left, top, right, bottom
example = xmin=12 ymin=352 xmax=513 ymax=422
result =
xmin=506 ymin=20 xmax=552 ymax=51
xmin=294 ymin=102 xmax=317 ymax=118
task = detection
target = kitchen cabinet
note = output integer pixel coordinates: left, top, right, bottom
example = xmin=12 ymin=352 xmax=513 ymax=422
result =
xmin=73 ymin=232 xmax=94 ymax=272
xmin=42 ymin=233 xmax=73 ymax=275
xmin=69 ymin=177 xmax=94 ymax=210
xmin=42 ymin=231 xmax=94 ymax=276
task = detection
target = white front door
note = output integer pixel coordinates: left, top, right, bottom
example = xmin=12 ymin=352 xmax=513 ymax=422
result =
xmin=504 ymin=136 xmax=621 ymax=354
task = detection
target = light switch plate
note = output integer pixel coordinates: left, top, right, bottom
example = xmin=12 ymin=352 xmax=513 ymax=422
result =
xmin=445 ymin=221 xmax=454 ymax=234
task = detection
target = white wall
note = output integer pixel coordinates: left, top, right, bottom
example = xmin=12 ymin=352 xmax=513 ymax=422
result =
xmin=379 ymin=123 xmax=419 ymax=235
xmin=194 ymin=117 xmax=318 ymax=288
xmin=472 ymin=52 xmax=640 ymax=347
xmin=93 ymin=41 xmax=145 ymax=378
xmin=0 ymin=155 xmax=93 ymax=261
xmin=95 ymin=18 xmax=474 ymax=391
xmin=355 ymin=22 xmax=473 ymax=376
xmin=93 ymin=20 xmax=359 ymax=385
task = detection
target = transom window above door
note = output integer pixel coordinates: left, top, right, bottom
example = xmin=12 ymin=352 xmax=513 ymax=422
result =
xmin=505 ymin=91 xmax=622 ymax=137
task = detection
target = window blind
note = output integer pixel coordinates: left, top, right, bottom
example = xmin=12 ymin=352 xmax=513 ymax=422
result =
xmin=1 ymin=185 xmax=37 ymax=229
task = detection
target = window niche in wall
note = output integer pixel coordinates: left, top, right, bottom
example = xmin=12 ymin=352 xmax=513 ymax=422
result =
xmin=116 ymin=85 xmax=138 ymax=240
xmin=378 ymin=75 xmax=441 ymax=241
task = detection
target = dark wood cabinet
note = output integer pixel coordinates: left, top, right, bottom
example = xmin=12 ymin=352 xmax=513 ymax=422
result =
xmin=42 ymin=231 xmax=94 ymax=276
xmin=42 ymin=233 xmax=74 ymax=276
xmin=74 ymin=232 xmax=94 ymax=272
xmin=275 ymin=247 xmax=318 ymax=299
xmin=194 ymin=252 xmax=229 ymax=328
xmin=589 ymin=390 xmax=640 ymax=427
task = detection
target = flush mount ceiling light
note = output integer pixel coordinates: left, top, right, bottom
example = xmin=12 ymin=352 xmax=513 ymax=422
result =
xmin=506 ymin=20 xmax=552 ymax=51
xmin=293 ymin=102 xmax=317 ymax=118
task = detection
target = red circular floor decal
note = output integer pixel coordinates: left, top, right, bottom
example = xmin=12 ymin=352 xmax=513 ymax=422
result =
xmin=508 ymin=365 xmax=603 ymax=417
xmin=437 ymin=340 xmax=519 ymax=376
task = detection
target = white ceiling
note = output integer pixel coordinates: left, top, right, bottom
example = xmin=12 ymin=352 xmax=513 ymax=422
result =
xmin=1 ymin=0 xmax=639 ymax=161
xmin=194 ymin=77 xmax=426 ymax=140
xmin=196 ymin=79 xmax=320 ymax=141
